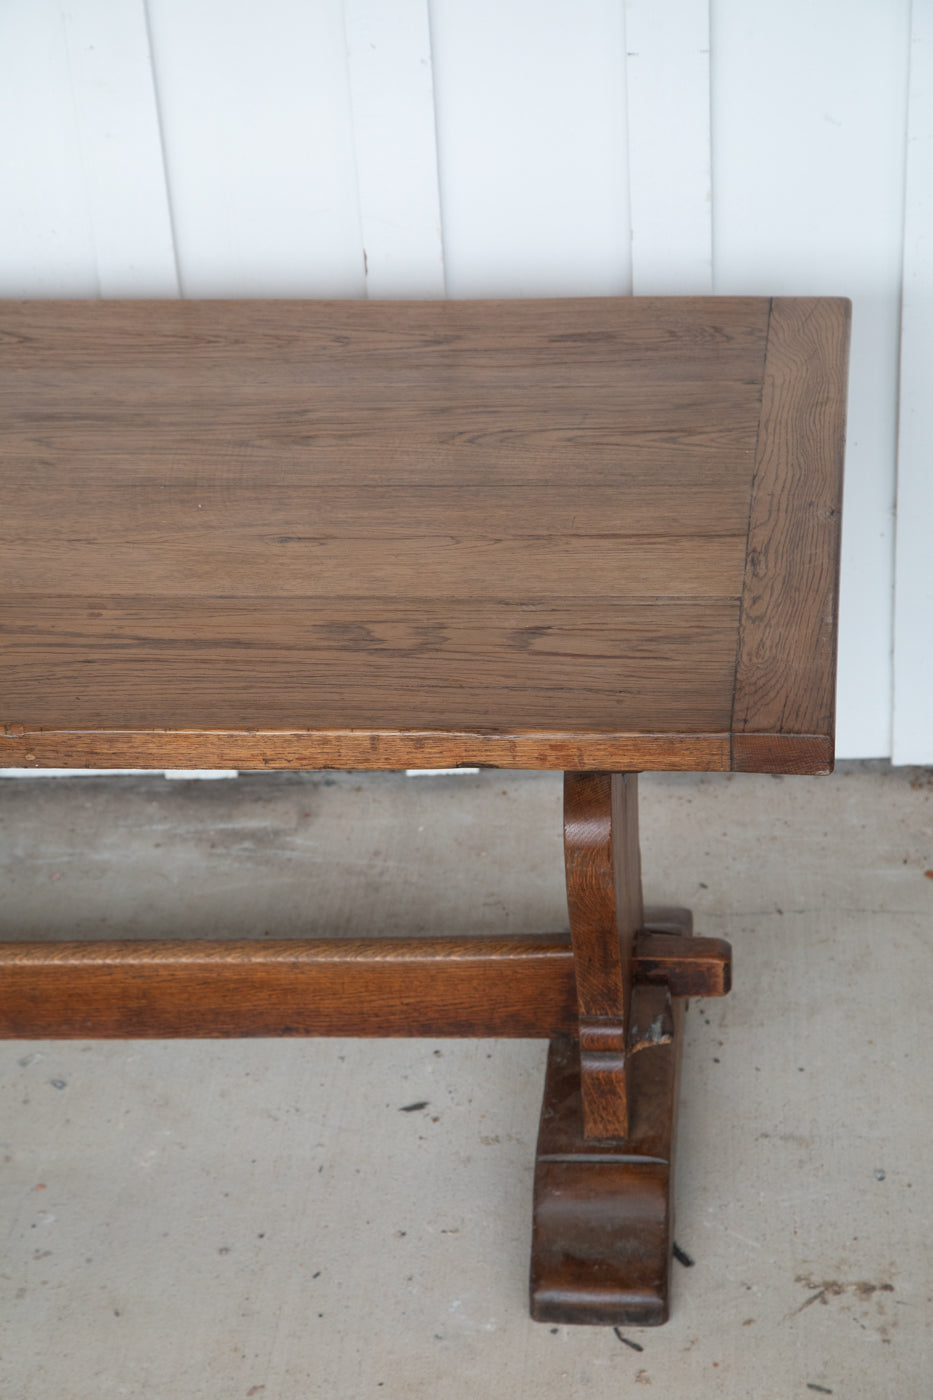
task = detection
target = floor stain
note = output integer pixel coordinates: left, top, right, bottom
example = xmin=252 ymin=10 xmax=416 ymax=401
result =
xmin=790 ymin=1273 xmax=895 ymax=1321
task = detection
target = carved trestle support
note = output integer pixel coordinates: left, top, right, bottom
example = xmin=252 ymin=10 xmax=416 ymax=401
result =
xmin=530 ymin=772 xmax=732 ymax=1325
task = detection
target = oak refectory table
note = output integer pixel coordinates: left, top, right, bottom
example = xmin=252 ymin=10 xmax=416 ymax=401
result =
xmin=0 ymin=297 xmax=850 ymax=1325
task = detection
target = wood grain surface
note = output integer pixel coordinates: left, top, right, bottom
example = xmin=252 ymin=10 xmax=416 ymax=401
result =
xmin=564 ymin=772 xmax=642 ymax=1138
xmin=732 ymin=298 xmax=851 ymax=768
xmin=530 ymin=1003 xmax=683 ymax=1326
xmin=0 ymin=296 xmax=848 ymax=773
xmin=0 ymin=929 xmax=731 ymax=1039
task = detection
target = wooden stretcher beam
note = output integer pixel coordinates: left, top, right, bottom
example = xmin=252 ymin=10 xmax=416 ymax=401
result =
xmin=0 ymin=929 xmax=730 ymax=1039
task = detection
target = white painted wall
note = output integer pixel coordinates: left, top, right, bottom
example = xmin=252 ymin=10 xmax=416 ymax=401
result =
xmin=145 ymin=0 xmax=365 ymax=297
xmin=894 ymin=0 xmax=933 ymax=765
xmin=429 ymin=0 xmax=631 ymax=297
xmin=624 ymin=0 xmax=712 ymax=294
xmin=0 ymin=0 xmax=176 ymax=296
xmin=0 ymin=0 xmax=928 ymax=761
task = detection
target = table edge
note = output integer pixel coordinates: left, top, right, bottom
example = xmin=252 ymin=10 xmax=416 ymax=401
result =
xmin=0 ymin=727 xmax=833 ymax=775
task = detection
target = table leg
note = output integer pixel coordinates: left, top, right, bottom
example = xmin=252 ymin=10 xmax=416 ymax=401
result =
xmin=530 ymin=773 xmax=689 ymax=1325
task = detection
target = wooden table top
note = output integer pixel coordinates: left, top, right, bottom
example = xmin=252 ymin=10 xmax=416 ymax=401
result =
xmin=0 ymin=297 xmax=849 ymax=774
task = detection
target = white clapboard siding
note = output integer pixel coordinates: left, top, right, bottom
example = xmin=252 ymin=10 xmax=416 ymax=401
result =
xmin=624 ymin=0 xmax=712 ymax=293
xmin=344 ymin=0 xmax=445 ymax=297
xmin=0 ymin=0 xmax=175 ymax=296
xmin=144 ymin=0 xmax=365 ymax=297
xmin=0 ymin=769 xmax=220 ymax=783
xmin=427 ymin=0 xmax=631 ymax=297
xmin=59 ymin=2 xmax=178 ymax=296
xmin=710 ymin=0 xmax=912 ymax=759
xmin=893 ymin=0 xmax=933 ymax=765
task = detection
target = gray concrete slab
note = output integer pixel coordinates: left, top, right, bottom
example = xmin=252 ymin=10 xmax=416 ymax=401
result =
xmin=0 ymin=765 xmax=930 ymax=1397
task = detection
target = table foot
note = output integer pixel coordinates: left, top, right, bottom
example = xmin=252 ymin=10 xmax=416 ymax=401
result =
xmin=530 ymin=983 xmax=685 ymax=1327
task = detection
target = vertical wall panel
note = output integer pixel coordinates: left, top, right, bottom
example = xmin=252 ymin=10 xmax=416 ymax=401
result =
xmin=61 ymin=2 xmax=178 ymax=296
xmin=710 ymin=0 xmax=911 ymax=758
xmin=344 ymin=0 xmax=445 ymax=297
xmin=428 ymin=0 xmax=631 ymax=298
xmin=893 ymin=0 xmax=933 ymax=764
xmin=0 ymin=2 xmax=102 ymax=296
xmin=0 ymin=1 xmax=176 ymax=297
xmin=624 ymin=0 xmax=712 ymax=293
xmin=145 ymin=0 xmax=365 ymax=297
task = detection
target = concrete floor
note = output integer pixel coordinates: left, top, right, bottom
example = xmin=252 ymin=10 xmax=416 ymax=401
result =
xmin=0 ymin=763 xmax=930 ymax=1398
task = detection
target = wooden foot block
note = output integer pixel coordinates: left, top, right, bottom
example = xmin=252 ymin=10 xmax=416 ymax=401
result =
xmin=530 ymin=985 xmax=684 ymax=1326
